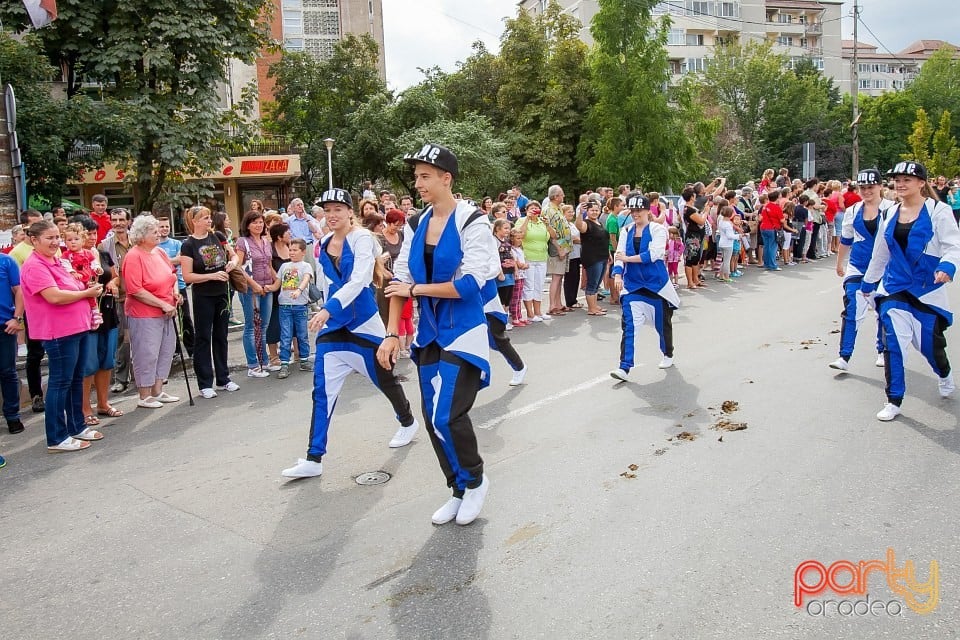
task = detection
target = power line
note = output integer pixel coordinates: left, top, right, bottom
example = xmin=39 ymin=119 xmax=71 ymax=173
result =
xmin=657 ymin=1 xmax=844 ymax=30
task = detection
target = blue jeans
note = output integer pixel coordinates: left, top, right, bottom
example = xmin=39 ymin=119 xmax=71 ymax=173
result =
xmin=761 ymin=230 xmax=778 ymax=269
xmin=239 ymin=289 xmax=273 ymax=368
xmin=583 ymin=260 xmax=606 ymax=295
xmin=279 ymin=305 xmax=310 ymax=363
xmin=0 ymin=331 xmax=21 ymax=422
xmin=43 ymin=332 xmax=90 ymax=446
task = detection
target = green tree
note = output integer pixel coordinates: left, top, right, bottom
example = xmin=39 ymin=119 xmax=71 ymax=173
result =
xmin=440 ymin=42 xmax=504 ymax=124
xmin=856 ymin=91 xmax=918 ymax=171
xmin=578 ymin=0 xmax=705 ymax=190
xmin=0 ymin=31 xmax=136 ymax=209
xmin=929 ymin=111 xmax=960 ymax=178
xmin=266 ymin=34 xmax=387 ymax=200
xmin=1 ymin=0 xmax=271 ymax=214
xmin=390 ymin=115 xmax=515 ymax=199
xmin=906 ymin=47 xmax=960 ymax=139
xmin=905 ymin=108 xmax=934 ymax=166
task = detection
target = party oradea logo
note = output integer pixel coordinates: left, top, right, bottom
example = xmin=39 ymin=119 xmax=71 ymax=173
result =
xmin=794 ymin=549 xmax=938 ymax=617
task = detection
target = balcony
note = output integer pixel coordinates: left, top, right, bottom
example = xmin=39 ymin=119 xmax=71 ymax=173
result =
xmin=805 ymin=22 xmax=822 ymax=33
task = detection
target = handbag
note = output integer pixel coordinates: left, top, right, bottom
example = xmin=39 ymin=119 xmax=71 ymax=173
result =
xmin=228 ymin=266 xmax=248 ymax=294
xmin=307 ymin=281 xmax=323 ymax=304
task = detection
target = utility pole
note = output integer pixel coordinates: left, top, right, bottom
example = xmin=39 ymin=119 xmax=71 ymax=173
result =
xmin=851 ymin=2 xmax=860 ymax=178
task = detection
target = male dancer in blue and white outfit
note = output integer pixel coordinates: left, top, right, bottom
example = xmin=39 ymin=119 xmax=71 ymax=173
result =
xmin=609 ymin=193 xmax=680 ymax=381
xmin=829 ymin=168 xmax=894 ymax=372
xmin=861 ymin=161 xmax=960 ymax=421
xmin=378 ymin=143 xmax=498 ymax=525
xmin=281 ymin=188 xmax=419 ymax=478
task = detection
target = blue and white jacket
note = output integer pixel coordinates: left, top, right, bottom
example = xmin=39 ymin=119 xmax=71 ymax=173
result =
xmin=393 ymin=201 xmax=500 ymax=387
xmin=862 ymin=198 xmax=960 ymax=325
xmin=316 ymin=227 xmax=385 ymax=343
xmin=840 ymin=198 xmax=894 ymax=283
xmin=612 ymin=221 xmax=680 ymax=309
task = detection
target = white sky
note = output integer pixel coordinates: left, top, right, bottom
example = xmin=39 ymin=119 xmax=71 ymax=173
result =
xmin=382 ymin=0 xmax=960 ymax=91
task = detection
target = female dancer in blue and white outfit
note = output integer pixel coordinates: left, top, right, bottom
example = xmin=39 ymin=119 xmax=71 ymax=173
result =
xmin=609 ymin=193 xmax=680 ymax=381
xmin=281 ymin=188 xmax=418 ymax=478
xmin=378 ymin=143 xmax=499 ymax=526
xmin=829 ymin=168 xmax=894 ymax=372
xmin=861 ymin=161 xmax=960 ymax=421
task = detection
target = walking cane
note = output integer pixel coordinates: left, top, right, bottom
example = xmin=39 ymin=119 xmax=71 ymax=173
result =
xmin=174 ymin=312 xmax=195 ymax=406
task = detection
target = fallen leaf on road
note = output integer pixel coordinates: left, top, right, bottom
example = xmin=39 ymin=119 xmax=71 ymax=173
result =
xmin=721 ymin=400 xmax=739 ymax=414
xmin=628 ymin=463 xmax=638 ymax=471
xmin=829 ymin=329 xmax=840 ymax=334
xmin=620 ymin=471 xmax=637 ymax=479
xmin=683 ymin=411 xmax=696 ymax=418
xmin=677 ymin=431 xmax=696 ymax=441
xmin=712 ymin=418 xmax=748 ymax=432
xmin=718 ymin=435 xmax=724 ymax=442
xmin=653 ymin=448 xmax=667 ymax=456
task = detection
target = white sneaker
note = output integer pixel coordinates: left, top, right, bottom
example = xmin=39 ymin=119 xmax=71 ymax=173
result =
xmin=939 ymin=374 xmax=955 ymax=398
xmin=388 ymin=419 xmax=419 ymax=448
xmin=610 ymin=368 xmax=629 ymax=382
xmin=456 ymin=475 xmax=489 ymax=525
xmin=265 ymin=364 xmax=282 ymax=372
xmin=218 ymin=381 xmax=240 ymax=392
xmin=281 ymin=458 xmax=323 ymax=478
xmin=247 ymin=367 xmax=270 ymax=378
xmin=829 ymin=357 xmax=849 ymax=371
xmin=199 ymin=388 xmax=218 ymax=399
xmin=505 ymin=322 xmax=514 ymax=331
xmin=17 ymin=344 xmax=27 ymax=358
xmin=137 ymin=397 xmax=163 ymax=409
xmin=531 ymin=316 xmax=543 ymax=323
xmin=431 ymin=497 xmax=462 ymax=525
xmin=156 ymin=392 xmax=180 ymax=403
xmin=876 ymin=353 xmax=885 ymax=368
xmin=876 ymin=403 xmax=901 ymax=421
xmin=540 ymin=312 xmax=552 ymax=320
xmin=658 ymin=356 xmax=673 ymax=369
xmin=509 ymin=365 xmax=527 ymax=386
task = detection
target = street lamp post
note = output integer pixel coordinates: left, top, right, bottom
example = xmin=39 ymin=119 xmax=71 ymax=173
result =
xmin=323 ymin=138 xmax=335 ymax=191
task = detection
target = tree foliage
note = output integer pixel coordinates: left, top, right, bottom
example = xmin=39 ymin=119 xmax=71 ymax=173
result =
xmin=929 ymin=111 xmax=960 ymax=178
xmin=265 ymin=34 xmax=387 ymax=201
xmin=1 ymin=0 xmax=270 ymax=213
xmin=578 ymin=0 xmax=709 ymax=190
xmin=906 ymin=47 xmax=960 ymax=140
xmin=906 ymin=108 xmax=934 ymax=167
xmin=856 ymin=91 xmax=918 ymax=172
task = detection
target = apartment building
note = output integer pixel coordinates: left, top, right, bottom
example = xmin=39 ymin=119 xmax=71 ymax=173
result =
xmin=838 ymin=39 xmax=960 ymax=97
xmin=519 ymin=0 xmax=843 ymax=84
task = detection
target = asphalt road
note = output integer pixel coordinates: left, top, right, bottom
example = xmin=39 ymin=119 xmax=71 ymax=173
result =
xmin=1 ymin=259 xmax=957 ymax=639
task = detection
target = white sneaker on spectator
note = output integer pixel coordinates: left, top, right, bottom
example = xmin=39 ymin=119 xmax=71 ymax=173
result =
xmin=540 ymin=312 xmax=552 ymax=319
xmin=17 ymin=344 xmax=26 ymax=358
xmin=531 ymin=316 xmax=544 ymax=323
xmin=939 ymin=374 xmax=955 ymax=398
xmin=156 ymin=392 xmax=180 ymax=403
xmin=828 ymin=358 xmax=849 ymax=371
xmin=431 ymin=497 xmax=462 ymax=525
xmin=247 ymin=367 xmax=270 ymax=378
xmin=281 ymin=458 xmax=323 ymax=478
xmin=876 ymin=403 xmax=901 ymax=421
xmin=610 ymin=368 xmax=629 ymax=382
xmin=199 ymin=388 xmax=217 ymax=399
xmin=509 ymin=365 xmax=527 ymax=386
xmin=456 ymin=475 xmax=489 ymax=525
xmin=658 ymin=356 xmax=673 ymax=369
xmin=218 ymin=381 xmax=240 ymax=392
xmin=505 ymin=322 xmax=514 ymax=331
xmin=875 ymin=353 xmax=885 ymax=367
xmin=264 ymin=364 xmax=282 ymax=372
xmin=388 ymin=419 xmax=419 ymax=448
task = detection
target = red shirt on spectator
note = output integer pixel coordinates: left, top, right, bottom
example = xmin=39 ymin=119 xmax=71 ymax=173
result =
xmin=842 ymin=191 xmax=862 ymax=210
xmin=824 ymin=197 xmax=839 ymax=223
xmin=91 ymin=211 xmax=112 ymax=244
xmin=759 ymin=202 xmax=784 ymax=231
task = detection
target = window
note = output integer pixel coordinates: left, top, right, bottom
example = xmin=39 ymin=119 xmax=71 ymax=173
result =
xmin=776 ymin=36 xmax=794 ymax=47
xmin=859 ymin=79 xmax=871 ymax=90
xmin=800 ymin=38 xmax=808 ymax=47
xmin=814 ymin=57 xmax=823 ymax=70
xmin=858 ymin=63 xmax=869 ymax=73
xmin=688 ymin=1 xmax=712 ymax=17
xmin=284 ymin=37 xmax=304 ymax=51
xmin=873 ymin=79 xmax=887 ymax=89
xmin=777 ymin=13 xmax=793 ymax=23
xmin=670 ymin=60 xmax=684 ymax=75
xmin=686 ymin=57 xmax=709 ymax=73
xmin=686 ymin=33 xmax=704 ymax=46
xmin=668 ymin=28 xmax=685 ymax=46
xmin=717 ymin=1 xmax=739 ymax=17
xmin=872 ymin=63 xmax=889 ymax=73
xmin=892 ymin=80 xmax=903 ymax=90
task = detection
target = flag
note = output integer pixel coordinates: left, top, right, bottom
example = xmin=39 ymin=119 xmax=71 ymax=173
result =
xmin=23 ymin=0 xmax=57 ymax=29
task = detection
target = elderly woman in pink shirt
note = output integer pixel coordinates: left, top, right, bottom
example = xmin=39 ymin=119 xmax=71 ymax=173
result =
xmin=20 ymin=221 xmax=104 ymax=452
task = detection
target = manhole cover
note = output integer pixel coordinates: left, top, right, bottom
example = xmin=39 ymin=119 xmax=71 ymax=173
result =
xmin=355 ymin=471 xmax=391 ymax=486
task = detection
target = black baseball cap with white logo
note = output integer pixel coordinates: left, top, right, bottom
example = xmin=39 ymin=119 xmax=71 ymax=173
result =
xmin=856 ymin=169 xmax=883 ymax=185
xmin=887 ymin=161 xmax=928 ymax=181
xmin=403 ymin=143 xmax=460 ymax=178
xmin=626 ymin=193 xmax=651 ymax=211
xmin=317 ymin=188 xmax=353 ymax=208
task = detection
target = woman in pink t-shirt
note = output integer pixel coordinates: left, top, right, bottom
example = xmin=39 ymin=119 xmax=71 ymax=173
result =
xmin=20 ymin=221 xmax=104 ymax=452
xmin=122 ymin=215 xmax=182 ymax=410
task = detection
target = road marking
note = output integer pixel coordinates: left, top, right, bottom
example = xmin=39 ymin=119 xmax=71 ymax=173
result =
xmin=477 ymin=373 xmax=611 ymax=430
